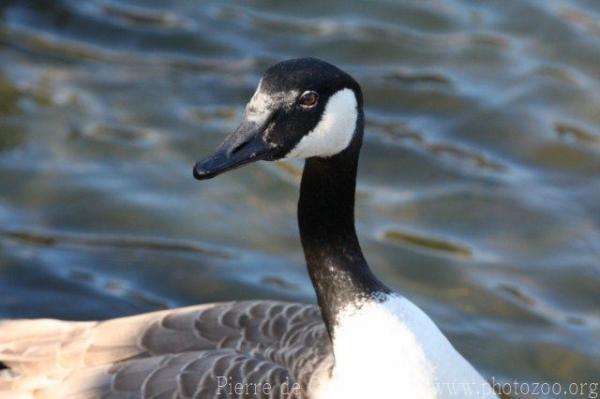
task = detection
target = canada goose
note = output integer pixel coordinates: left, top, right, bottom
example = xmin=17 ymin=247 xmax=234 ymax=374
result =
xmin=0 ymin=58 xmax=497 ymax=399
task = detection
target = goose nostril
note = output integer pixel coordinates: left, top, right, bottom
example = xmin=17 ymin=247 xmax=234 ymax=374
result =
xmin=230 ymin=139 xmax=250 ymax=156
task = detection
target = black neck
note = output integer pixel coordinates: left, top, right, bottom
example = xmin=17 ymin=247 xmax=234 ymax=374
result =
xmin=297 ymin=116 xmax=389 ymax=340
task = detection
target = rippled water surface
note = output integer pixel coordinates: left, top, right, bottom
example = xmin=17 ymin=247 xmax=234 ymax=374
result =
xmin=0 ymin=0 xmax=599 ymax=396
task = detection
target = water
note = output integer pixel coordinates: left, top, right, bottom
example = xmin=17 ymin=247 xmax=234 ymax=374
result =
xmin=0 ymin=0 xmax=598 ymax=396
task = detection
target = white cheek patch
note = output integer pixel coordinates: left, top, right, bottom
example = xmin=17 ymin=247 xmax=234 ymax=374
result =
xmin=285 ymin=88 xmax=358 ymax=159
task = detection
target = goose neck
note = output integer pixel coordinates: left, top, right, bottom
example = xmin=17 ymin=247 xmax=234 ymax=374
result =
xmin=297 ymin=122 xmax=389 ymax=339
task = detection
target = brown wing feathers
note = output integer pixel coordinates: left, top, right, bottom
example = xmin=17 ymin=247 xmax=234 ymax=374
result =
xmin=0 ymin=301 xmax=332 ymax=398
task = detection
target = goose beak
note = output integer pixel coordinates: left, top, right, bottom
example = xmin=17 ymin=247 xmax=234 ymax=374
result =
xmin=193 ymin=119 xmax=273 ymax=180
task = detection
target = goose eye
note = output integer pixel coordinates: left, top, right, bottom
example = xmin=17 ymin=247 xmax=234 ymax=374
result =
xmin=299 ymin=91 xmax=319 ymax=108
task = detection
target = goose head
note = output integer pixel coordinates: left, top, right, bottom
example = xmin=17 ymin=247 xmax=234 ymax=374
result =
xmin=193 ymin=57 xmax=363 ymax=180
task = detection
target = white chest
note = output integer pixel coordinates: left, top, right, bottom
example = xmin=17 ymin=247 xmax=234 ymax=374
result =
xmin=312 ymin=296 xmax=497 ymax=399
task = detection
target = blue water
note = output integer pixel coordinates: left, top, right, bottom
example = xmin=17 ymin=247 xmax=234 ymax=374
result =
xmin=0 ymin=1 xmax=599 ymax=396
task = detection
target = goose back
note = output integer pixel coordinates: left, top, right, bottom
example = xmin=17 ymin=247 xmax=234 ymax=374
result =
xmin=0 ymin=301 xmax=333 ymax=399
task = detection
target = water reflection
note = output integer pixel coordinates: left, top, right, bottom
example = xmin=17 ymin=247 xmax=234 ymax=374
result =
xmin=0 ymin=0 xmax=598 ymax=395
